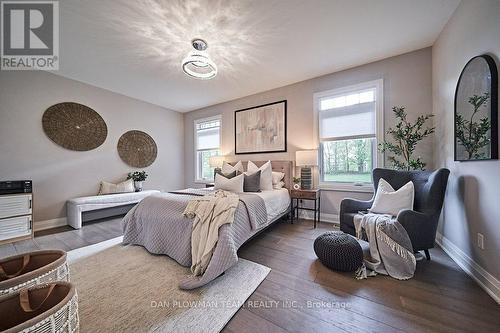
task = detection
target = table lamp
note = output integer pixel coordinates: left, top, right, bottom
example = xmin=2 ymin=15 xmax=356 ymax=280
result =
xmin=295 ymin=150 xmax=318 ymax=190
xmin=209 ymin=155 xmax=225 ymax=179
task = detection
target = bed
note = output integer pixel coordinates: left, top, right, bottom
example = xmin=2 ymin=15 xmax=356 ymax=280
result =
xmin=122 ymin=161 xmax=292 ymax=289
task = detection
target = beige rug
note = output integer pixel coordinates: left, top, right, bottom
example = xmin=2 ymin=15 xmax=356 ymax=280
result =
xmin=67 ymin=237 xmax=270 ymax=333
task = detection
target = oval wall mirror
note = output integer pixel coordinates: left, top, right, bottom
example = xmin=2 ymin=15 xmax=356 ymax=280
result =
xmin=454 ymin=55 xmax=498 ymax=161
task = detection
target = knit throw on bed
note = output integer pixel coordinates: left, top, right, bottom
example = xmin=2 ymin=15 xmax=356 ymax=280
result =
xmin=353 ymin=213 xmax=416 ymax=280
xmin=183 ymin=190 xmax=239 ymax=276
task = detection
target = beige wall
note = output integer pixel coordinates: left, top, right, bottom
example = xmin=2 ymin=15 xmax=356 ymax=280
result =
xmin=433 ymin=0 xmax=500 ymax=282
xmin=184 ymin=48 xmax=433 ymax=217
xmin=0 ymin=71 xmax=184 ymax=224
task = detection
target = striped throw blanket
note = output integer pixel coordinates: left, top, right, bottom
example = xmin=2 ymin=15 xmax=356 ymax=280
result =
xmin=354 ymin=213 xmax=416 ymax=280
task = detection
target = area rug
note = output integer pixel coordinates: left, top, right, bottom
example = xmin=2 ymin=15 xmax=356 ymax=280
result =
xmin=67 ymin=237 xmax=270 ymax=333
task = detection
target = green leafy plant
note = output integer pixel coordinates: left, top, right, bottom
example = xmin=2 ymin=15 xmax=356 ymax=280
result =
xmin=455 ymin=93 xmax=491 ymax=159
xmin=127 ymin=171 xmax=148 ymax=182
xmin=292 ymin=177 xmax=301 ymax=184
xmin=379 ymin=106 xmax=435 ymax=171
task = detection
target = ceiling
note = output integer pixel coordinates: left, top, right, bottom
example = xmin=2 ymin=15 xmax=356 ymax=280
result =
xmin=59 ymin=0 xmax=460 ymax=112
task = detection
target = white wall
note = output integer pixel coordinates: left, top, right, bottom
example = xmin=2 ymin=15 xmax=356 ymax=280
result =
xmin=433 ymin=0 xmax=500 ymax=297
xmin=0 ymin=71 xmax=184 ymax=225
xmin=184 ymin=48 xmax=434 ymax=218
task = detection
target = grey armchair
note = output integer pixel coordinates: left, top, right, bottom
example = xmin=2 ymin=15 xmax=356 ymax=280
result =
xmin=340 ymin=168 xmax=450 ymax=260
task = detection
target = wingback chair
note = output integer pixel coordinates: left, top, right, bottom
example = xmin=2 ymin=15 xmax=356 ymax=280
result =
xmin=340 ymin=168 xmax=450 ymax=260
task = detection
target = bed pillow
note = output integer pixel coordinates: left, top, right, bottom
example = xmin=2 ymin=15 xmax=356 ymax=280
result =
xmin=369 ymin=178 xmax=414 ymax=216
xmin=272 ymin=171 xmax=285 ymax=185
xmin=99 ymin=179 xmax=135 ymax=195
xmin=221 ymin=161 xmax=244 ymax=175
xmin=214 ymin=173 xmax=244 ymax=193
xmin=244 ymin=170 xmax=261 ymax=192
xmin=247 ymin=161 xmax=273 ymax=191
xmin=215 ymin=170 xmax=237 ymax=179
xmin=273 ymin=181 xmax=285 ymax=190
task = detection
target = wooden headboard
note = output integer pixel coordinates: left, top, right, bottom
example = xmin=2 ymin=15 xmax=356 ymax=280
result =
xmin=229 ymin=160 xmax=293 ymax=189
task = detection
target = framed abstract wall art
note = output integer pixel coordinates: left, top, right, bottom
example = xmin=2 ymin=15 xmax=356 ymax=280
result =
xmin=454 ymin=54 xmax=498 ymax=161
xmin=234 ymin=100 xmax=287 ymax=154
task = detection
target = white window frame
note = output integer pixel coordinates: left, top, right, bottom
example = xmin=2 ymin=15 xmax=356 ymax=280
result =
xmin=313 ymin=79 xmax=384 ymax=192
xmin=194 ymin=115 xmax=222 ymax=183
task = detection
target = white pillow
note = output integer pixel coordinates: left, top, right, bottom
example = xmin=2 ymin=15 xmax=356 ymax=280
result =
xmin=214 ymin=173 xmax=244 ymax=193
xmin=273 ymin=181 xmax=285 ymax=190
xmin=99 ymin=179 xmax=135 ymax=195
xmin=247 ymin=161 xmax=273 ymax=191
xmin=272 ymin=171 xmax=285 ymax=185
xmin=221 ymin=161 xmax=244 ymax=175
xmin=369 ymin=178 xmax=414 ymax=216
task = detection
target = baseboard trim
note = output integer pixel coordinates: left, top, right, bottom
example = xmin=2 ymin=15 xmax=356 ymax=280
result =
xmin=298 ymin=211 xmax=339 ymax=225
xmin=435 ymin=232 xmax=500 ymax=304
xmin=34 ymin=217 xmax=68 ymax=232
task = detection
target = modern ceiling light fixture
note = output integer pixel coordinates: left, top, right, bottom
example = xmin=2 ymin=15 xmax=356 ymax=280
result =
xmin=181 ymin=38 xmax=218 ymax=80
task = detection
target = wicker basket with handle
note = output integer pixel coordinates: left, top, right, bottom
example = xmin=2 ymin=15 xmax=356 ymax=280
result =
xmin=0 ymin=250 xmax=69 ymax=296
xmin=0 ymin=282 xmax=79 ymax=333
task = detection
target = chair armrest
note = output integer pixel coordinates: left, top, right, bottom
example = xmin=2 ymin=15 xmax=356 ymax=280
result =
xmin=340 ymin=198 xmax=373 ymax=215
xmin=397 ymin=209 xmax=429 ymax=227
xmin=397 ymin=209 xmax=435 ymax=250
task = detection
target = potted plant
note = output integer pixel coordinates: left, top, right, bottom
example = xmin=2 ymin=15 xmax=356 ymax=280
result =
xmin=292 ymin=177 xmax=301 ymax=190
xmin=127 ymin=171 xmax=148 ymax=192
xmin=379 ymin=106 xmax=435 ymax=170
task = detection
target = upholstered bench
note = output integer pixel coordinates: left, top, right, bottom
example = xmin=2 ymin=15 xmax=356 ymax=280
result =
xmin=66 ymin=190 xmax=160 ymax=229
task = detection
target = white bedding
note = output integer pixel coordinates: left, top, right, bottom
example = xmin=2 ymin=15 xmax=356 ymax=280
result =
xmin=194 ymin=187 xmax=290 ymax=222
xmin=255 ymin=188 xmax=291 ymax=222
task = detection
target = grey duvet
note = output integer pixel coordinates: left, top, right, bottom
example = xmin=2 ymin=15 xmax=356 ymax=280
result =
xmin=122 ymin=189 xmax=272 ymax=289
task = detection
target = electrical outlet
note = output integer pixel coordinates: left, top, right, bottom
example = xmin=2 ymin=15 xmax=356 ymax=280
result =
xmin=477 ymin=233 xmax=484 ymax=250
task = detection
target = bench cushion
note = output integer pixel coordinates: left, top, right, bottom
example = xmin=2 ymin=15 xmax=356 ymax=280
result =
xmin=66 ymin=190 xmax=160 ymax=229
xmin=68 ymin=190 xmax=160 ymax=206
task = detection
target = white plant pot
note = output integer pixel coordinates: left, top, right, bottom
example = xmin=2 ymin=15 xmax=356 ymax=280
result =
xmin=134 ymin=181 xmax=144 ymax=192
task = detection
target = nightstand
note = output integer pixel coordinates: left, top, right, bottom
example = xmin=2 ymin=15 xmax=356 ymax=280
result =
xmin=290 ymin=189 xmax=321 ymax=228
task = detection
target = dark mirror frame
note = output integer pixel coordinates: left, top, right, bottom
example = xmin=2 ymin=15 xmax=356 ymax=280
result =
xmin=454 ymin=54 xmax=498 ymax=161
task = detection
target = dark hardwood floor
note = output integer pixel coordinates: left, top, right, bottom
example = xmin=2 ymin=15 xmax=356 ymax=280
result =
xmin=1 ymin=217 xmax=499 ymax=332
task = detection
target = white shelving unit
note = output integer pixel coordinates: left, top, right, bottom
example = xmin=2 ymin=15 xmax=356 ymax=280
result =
xmin=0 ymin=194 xmax=33 ymax=244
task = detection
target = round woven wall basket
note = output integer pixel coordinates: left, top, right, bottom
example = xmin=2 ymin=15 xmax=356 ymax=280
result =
xmin=42 ymin=102 xmax=107 ymax=151
xmin=117 ymin=130 xmax=157 ymax=168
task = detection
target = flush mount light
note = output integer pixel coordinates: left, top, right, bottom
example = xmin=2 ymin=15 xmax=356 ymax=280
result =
xmin=181 ymin=39 xmax=218 ymax=79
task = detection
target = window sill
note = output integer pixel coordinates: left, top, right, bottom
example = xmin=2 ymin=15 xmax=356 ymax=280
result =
xmin=319 ymin=183 xmax=374 ymax=193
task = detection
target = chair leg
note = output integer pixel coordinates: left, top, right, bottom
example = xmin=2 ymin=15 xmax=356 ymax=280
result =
xmin=424 ymin=249 xmax=431 ymax=260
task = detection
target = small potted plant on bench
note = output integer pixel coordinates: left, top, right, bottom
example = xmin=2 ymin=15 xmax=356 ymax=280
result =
xmin=127 ymin=171 xmax=148 ymax=192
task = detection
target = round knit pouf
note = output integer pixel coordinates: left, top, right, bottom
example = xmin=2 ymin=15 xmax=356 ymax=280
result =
xmin=314 ymin=231 xmax=363 ymax=272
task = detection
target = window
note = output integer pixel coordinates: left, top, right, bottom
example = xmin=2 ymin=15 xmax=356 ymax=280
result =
xmin=194 ymin=116 xmax=221 ymax=182
xmin=315 ymin=80 xmax=383 ymax=190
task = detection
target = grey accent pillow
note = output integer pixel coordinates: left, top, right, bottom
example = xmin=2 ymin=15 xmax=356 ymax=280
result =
xmin=244 ymin=170 xmax=261 ymax=192
xmin=215 ymin=170 xmax=237 ymax=179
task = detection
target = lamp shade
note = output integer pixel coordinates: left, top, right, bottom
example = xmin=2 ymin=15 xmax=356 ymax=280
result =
xmin=296 ymin=150 xmax=318 ymax=166
xmin=208 ymin=155 xmax=224 ymax=168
